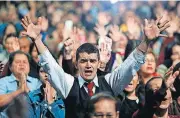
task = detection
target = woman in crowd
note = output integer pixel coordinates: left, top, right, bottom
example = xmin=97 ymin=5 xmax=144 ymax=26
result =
xmin=139 ymin=50 xmax=159 ymax=85
xmin=28 ymin=67 xmax=65 ymax=118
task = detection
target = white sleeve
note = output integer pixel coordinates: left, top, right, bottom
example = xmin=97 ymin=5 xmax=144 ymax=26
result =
xmin=39 ymin=49 xmax=74 ymax=99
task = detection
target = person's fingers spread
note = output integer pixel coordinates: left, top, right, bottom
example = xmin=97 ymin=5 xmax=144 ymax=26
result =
xmin=165 ymin=71 xmax=172 ymax=79
xmin=166 ymin=66 xmax=173 ymax=75
xmin=21 ymin=24 xmax=27 ymax=31
xmin=160 ymin=24 xmax=171 ymax=32
xmin=156 ymin=16 xmax=163 ymax=25
xmin=27 ymin=15 xmax=32 ymax=24
xmin=172 ymin=71 xmax=179 ymax=78
xmin=24 ymin=16 xmax=29 ymax=24
xmin=158 ymin=20 xmax=169 ymax=28
xmin=21 ymin=19 xmax=28 ymax=28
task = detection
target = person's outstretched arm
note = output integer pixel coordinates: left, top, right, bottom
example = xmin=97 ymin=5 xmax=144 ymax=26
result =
xmin=21 ymin=16 xmax=74 ymax=99
xmin=105 ymin=16 xmax=170 ymax=96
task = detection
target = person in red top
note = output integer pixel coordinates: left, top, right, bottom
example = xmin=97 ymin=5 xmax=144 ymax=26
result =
xmin=139 ymin=50 xmax=160 ymax=85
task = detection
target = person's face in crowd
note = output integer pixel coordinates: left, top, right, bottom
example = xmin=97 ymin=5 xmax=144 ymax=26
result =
xmin=125 ymin=73 xmax=139 ymax=93
xmin=4 ymin=37 xmax=17 ymax=53
xmin=112 ymin=34 xmax=128 ymax=52
xmin=88 ymin=32 xmax=97 ymax=46
xmin=148 ymin=78 xmax=172 ymax=109
xmin=10 ymin=54 xmax=30 ymax=78
xmin=118 ymin=35 xmax=128 ymax=48
xmin=19 ymin=37 xmax=31 ymax=54
xmin=52 ymin=10 xmax=63 ymax=26
xmin=171 ymin=45 xmax=180 ymax=62
xmin=5 ymin=24 xmax=16 ymax=36
xmin=77 ymin=52 xmax=99 ymax=81
xmin=91 ymin=99 xmax=119 ymax=118
xmin=31 ymin=46 xmax=39 ymax=63
xmin=39 ymin=67 xmax=48 ymax=84
xmin=140 ymin=53 xmax=156 ymax=75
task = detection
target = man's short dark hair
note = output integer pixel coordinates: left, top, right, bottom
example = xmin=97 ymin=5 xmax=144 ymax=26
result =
xmin=9 ymin=50 xmax=31 ymax=67
xmin=76 ymin=43 xmax=100 ymax=61
xmin=86 ymin=92 xmax=118 ymax=117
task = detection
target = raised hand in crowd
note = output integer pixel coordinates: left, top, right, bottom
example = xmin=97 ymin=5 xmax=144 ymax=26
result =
xmin=109 ymin=25 xmax=126 ymax=42
xmin=21 ymin=15 xmax=42 ymax=40
xmin=126 ymin=16 xmax=141 ymax=40
xmin=99 ymin=42 xmax=111 ymax=71
xmin=166 ymin=16 xmax=180 ymax=37
xmin=21 ymin=15 xmax=47 ymax=53
xmin=63 ymin=36 xmax=75 ymax=60
xmin=164 ymin=66 xmax=179 ymax=89
xmin=94 ymin=24 xmax=107 ymax=37
xmin=144 ymin=15 xmax=170 ymax=40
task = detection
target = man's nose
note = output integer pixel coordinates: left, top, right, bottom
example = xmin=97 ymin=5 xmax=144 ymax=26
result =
xmin=86 ymin=61 xmax=91 ymax=67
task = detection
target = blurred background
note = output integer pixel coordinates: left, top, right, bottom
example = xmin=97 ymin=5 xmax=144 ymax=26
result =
xmin=0 ymin=1 xmax=179 ymax=67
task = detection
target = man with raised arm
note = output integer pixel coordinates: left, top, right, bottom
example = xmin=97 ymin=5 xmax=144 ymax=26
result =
xmin=21 ymin=15 xmax=170 ymax=118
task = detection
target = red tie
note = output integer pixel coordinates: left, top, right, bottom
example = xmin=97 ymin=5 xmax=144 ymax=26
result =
xmin=85 ymin=82 xmax=94 ymax=97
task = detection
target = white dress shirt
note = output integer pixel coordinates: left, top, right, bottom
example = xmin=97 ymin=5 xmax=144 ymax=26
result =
xmin=39 ymin=48 xmax=145 ymax=99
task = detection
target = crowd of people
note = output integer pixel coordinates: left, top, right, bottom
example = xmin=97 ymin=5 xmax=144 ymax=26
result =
xmin=0 ymin=1 xmax=180 ymax=118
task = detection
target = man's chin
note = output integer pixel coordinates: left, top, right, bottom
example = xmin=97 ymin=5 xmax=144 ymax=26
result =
xmin=83 ymin=76 xmax=95 ymax=82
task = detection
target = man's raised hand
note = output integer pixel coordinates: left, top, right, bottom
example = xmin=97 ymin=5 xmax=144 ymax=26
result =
xmin=21 ymin=15 xmax=42 ymax=40
xmin=144 ymin=15 xmax=170 ymax=40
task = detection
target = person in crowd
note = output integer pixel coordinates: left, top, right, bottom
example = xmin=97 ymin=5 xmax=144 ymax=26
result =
xmin=1 ymin=34 xmax=40 ymax=79
xmin=3 ymin=23 xmax=17 ymax=37
xmin=28 ymin=67 xmax=65 ymax=118
xmin=139 ymin=50 xmax=159 ymax=85
xmin=62 ymin=29 xmax=111 ymax=77
xmin=119 ymin=72 xmax=140 ymax=118
xmin=21 ymin=14 xmax=170 ymax=118
xmin=168 ymin=62 xmax=180 ymax=115
xmin=0 ymin=33 xmax=20 ymax=78
xmin=133 ymin=67 xmax=179 ymax=118
xmin=19 ymin=36 xmax=31 ymax=54
xmin=86 ymin=92 xmax=119 ymax=118
xmin=0 ymin=50 xmax=41 ymax=117
xmin=157 ymin=43 xmax=180 ymax=77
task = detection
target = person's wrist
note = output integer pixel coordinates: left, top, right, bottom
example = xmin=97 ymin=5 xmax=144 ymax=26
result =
xmin=31 ymin=33 xmax=41 ymax=41
xmin=33 ymin=34 xmax=42 ymax=44
xmin=18 ymin=88 xmax=24 ymax=94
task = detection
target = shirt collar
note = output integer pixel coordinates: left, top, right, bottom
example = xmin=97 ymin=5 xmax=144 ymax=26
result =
xmin=8 ymin=74 xmax=32 ymax=83
xmin=78 ymin=74 xmax=99 ymax=88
